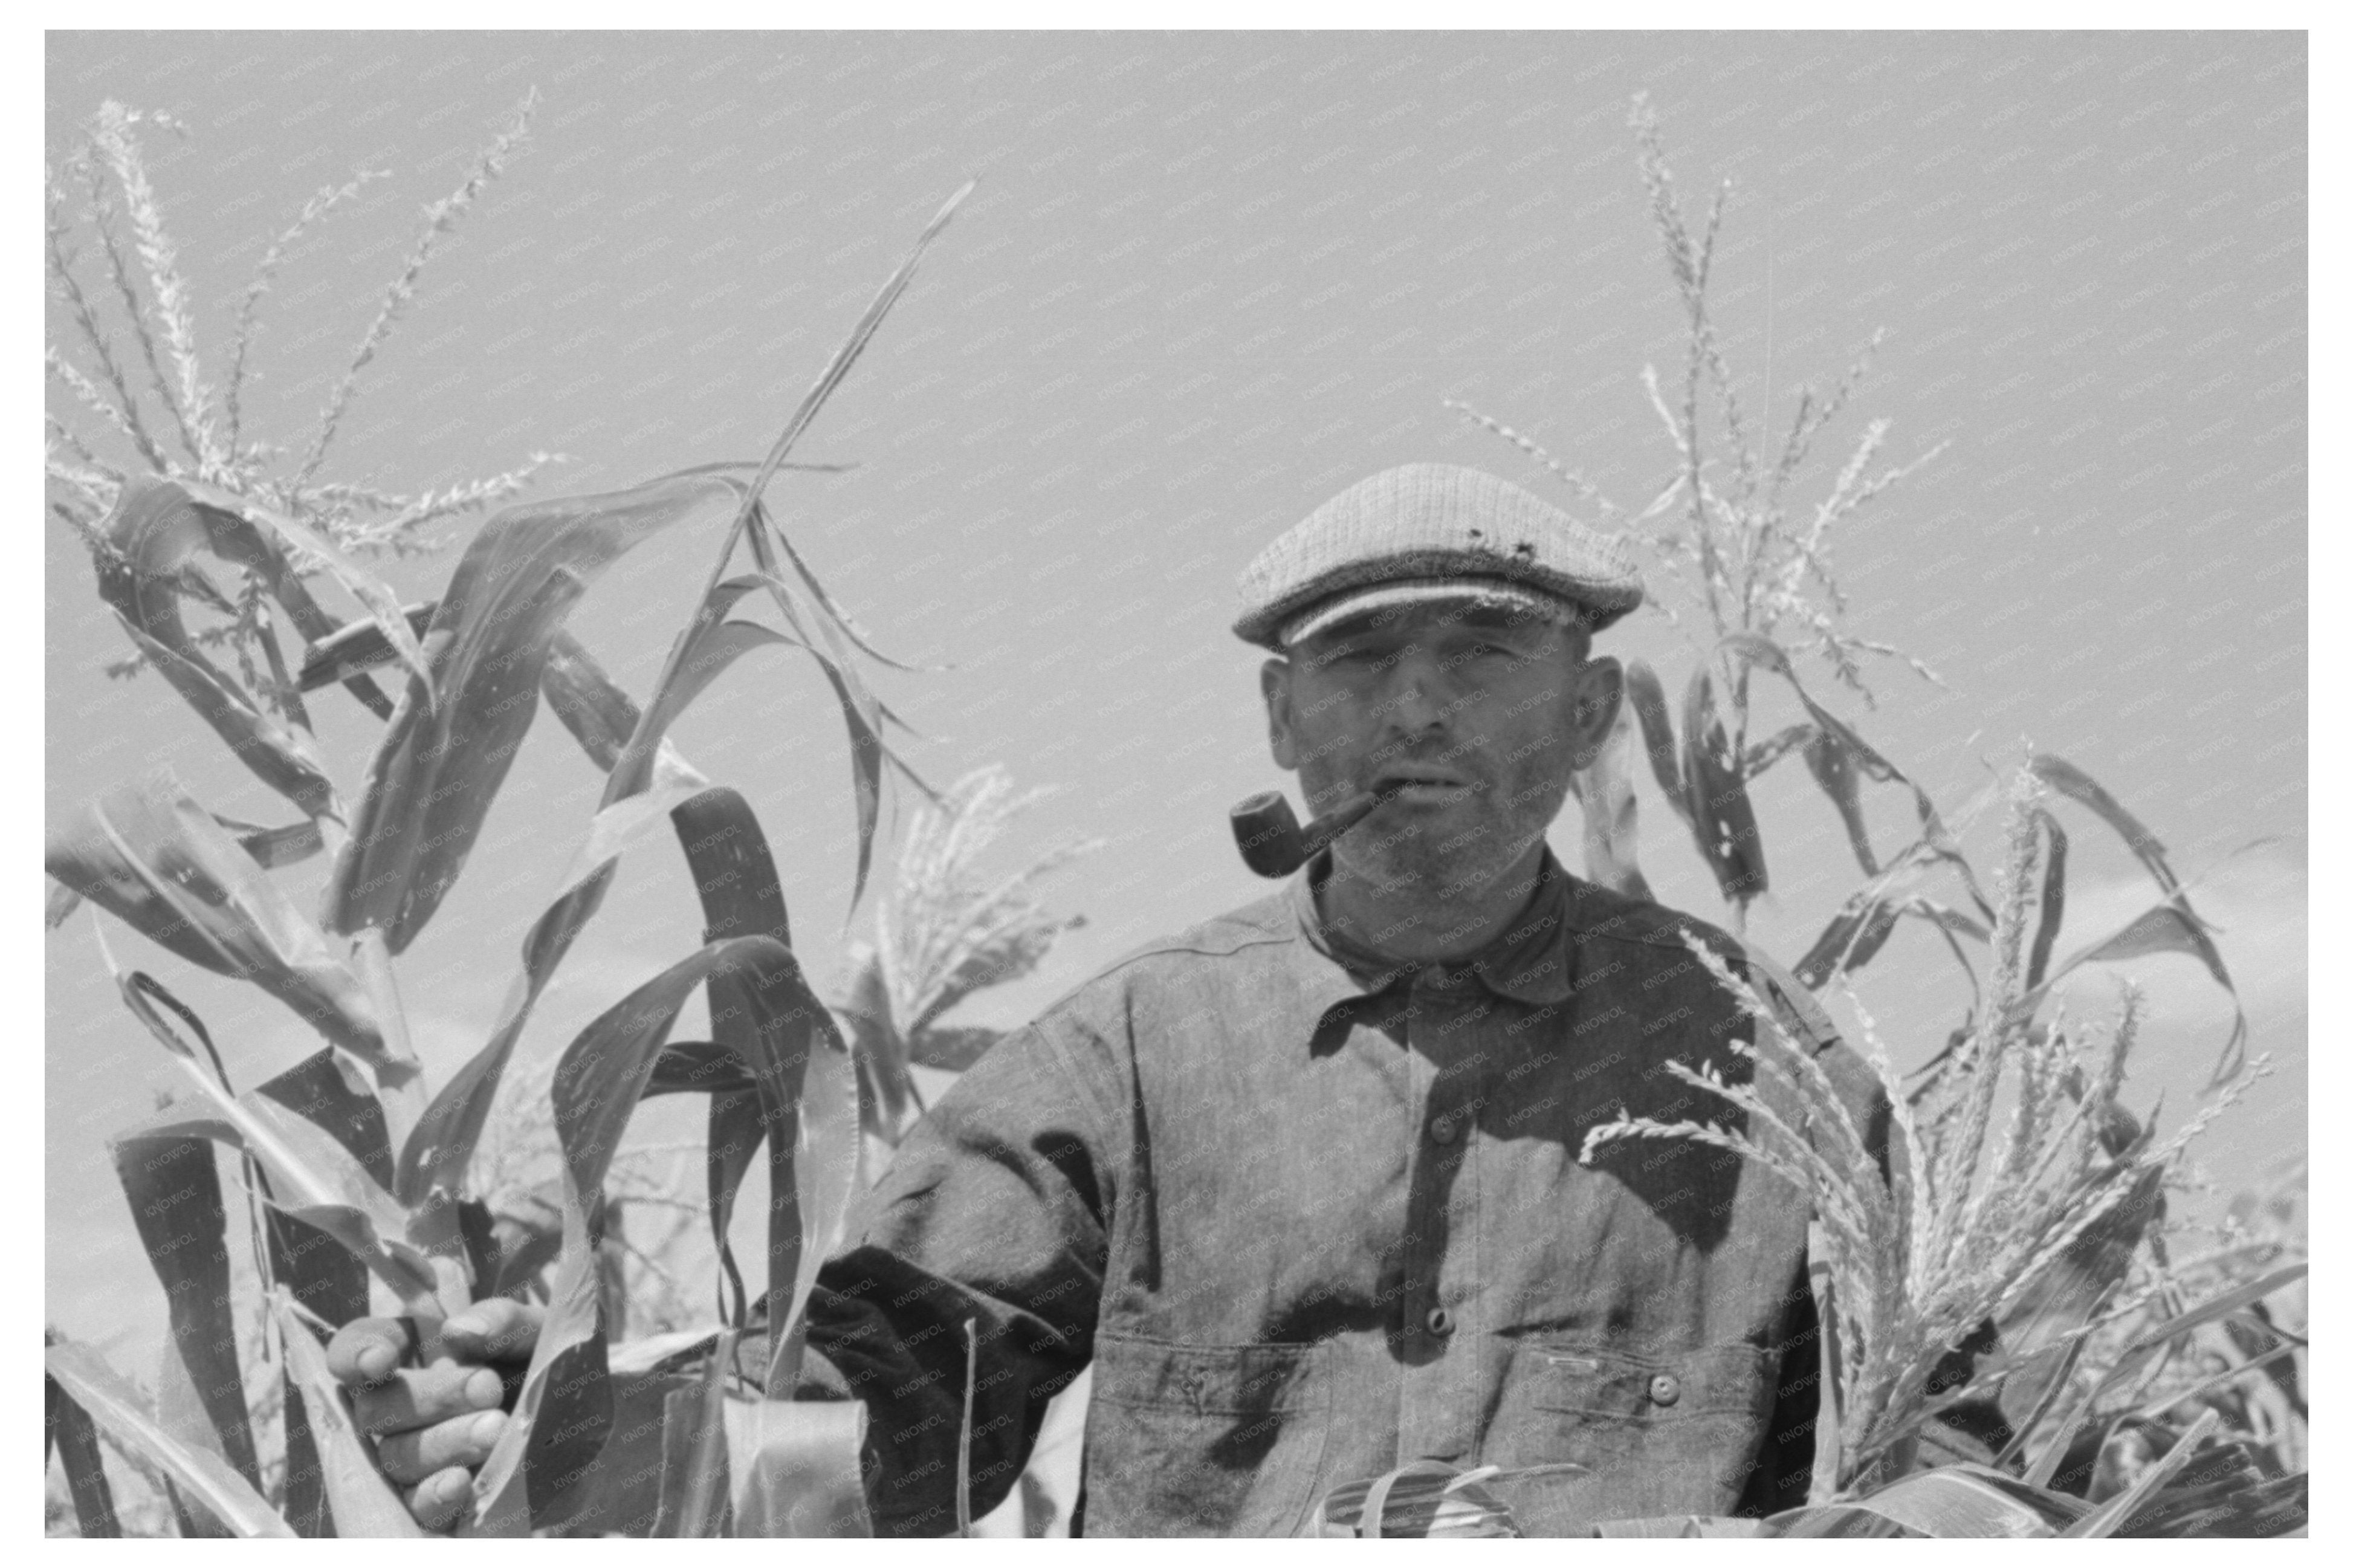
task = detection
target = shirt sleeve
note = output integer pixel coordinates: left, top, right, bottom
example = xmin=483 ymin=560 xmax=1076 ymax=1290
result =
xmin=795 ymin=1008 xmax=1122 ymax=1537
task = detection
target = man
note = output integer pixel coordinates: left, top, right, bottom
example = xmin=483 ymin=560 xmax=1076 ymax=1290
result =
xmin=334 ymin=462 xmax=1888 ymax=1535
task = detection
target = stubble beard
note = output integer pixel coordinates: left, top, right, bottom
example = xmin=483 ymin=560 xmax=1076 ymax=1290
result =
xmin=1326 ymin=771 xmax=1567 ymax=905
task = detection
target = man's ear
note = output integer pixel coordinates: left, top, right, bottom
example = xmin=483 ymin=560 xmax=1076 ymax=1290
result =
xmin=1260 ymin=657 xmax=1299 ymax=770
xmin=1565 ymin=655 xmax=1624 ymax=771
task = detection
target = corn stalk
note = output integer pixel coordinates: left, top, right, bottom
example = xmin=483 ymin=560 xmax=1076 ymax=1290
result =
xmin=45 ymin=106 xmax=982 ymax=1536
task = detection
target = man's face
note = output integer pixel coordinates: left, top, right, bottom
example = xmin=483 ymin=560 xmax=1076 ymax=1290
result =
xmin=1258 ymin=598 xmax=1623 ymax=895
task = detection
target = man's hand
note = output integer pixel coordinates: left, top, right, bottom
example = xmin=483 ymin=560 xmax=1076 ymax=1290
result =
xmin=325 ymin=1299 xmax=544 ymax=1532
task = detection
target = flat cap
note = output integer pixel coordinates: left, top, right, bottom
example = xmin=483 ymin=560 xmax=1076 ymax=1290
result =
xmin=1232 ymin=463 xmax=1644 ymax=649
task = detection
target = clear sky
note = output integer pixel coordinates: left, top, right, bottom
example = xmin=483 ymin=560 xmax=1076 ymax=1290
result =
xmin=46 ymin=31 xmax=2305 ymax=1370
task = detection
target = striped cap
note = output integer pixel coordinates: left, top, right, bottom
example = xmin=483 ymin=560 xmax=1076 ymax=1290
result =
xmin=1232 ymin=464 xmax=1643 ymax=649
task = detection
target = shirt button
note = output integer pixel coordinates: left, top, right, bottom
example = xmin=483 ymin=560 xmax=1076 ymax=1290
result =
xmin=1429 ymin=1116 xmax=1457 ymax=1145
xmin=1648 ymin=1373 xmax=1681 ymax=1407
xmin=1426 ymin=1307 xmax=1454 ymax=1338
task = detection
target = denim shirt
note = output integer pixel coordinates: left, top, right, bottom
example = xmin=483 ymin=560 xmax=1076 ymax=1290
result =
xmin=803 ymin=849 xmax=1890 ymax=1537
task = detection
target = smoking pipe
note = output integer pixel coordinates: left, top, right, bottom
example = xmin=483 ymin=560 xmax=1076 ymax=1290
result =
xmin=1229 ymin=786 xmax=1387 ymax=878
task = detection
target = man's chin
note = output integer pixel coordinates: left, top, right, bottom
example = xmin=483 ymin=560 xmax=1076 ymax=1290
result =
xmin=1332 ymin=818 xmax=1530 ymax=895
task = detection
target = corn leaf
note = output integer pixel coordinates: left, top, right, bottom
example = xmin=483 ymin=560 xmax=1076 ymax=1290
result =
xmin=705 ymin=1088 xmax=768 ymax=1329
xmin=163 ymin=476 xmax=432 ymax=699
xmin=1744 ymin=721 xmax=1814 ymax=776
xmin=1714 ymin=633 xmax=1966 ymax=889
xmin=252 ymin=1049 xmax=383 ymax=1536
xmin=112 ymin=611 xmax=339 ymax=818
xmin=2120 ymin=1265 xmax=2309 ymax=1361
xmin=650 ymin=1330 xmax=737 ymax=1538
xmin=395 ymin=889 xmax=603 ymax=1208
xmin=1318 ymin=1460 xmax=1529 ymax=1538
xmin=467 ymin=936 xmax=819 ymax=1534
xmin=837 ymin=944 xmax=915 ymax=1148
xmin=624 ymin=184 xmax=977 ymax=901
xmin=532 ymin=626 xmax=856 ymax=1344
xmin=105 ymin=949 xmax=417 ymax=1319
xmin=2021 ymin=753 xmax=2246 ymax=1081
xmin=112 ymin=1134 xmax=261 ymax=1489
xmin=91 ymin=473 xmax=418 ymax=758
xmin=539 ymin=628 xmax=638 ymax=770
xmin=2062 ymin=1408 xmax=2222 ymax=1537
xmin=663 ymin=785 xmax=858 ymax=1393
xmin=44 ymin=1339 xmax=294 ymax=1538
xmin=387 ymin=572 xmax=776 ymax=1205
xmin=514 ymin=633 xmax=778 ymax=1332
xmin=1622 ymin=657 xmax=1688 ymax=821
xmin=2028 ymin=754 xmax=2182 ymax=894
xmin=2113 ymin=1470 xmax=2307 ymax=1538
xmin=2031 ymin=903 xmax=2247 ymax=1084
xmin=1678 ymin=661 xmax=1768 ymax=905
xmin=47 ymin=1369 xmax=121 ymax=1537
xmin=2025 ymin=808 xmax=2068 ymax=991
xmin=47 ymin=814 xmax=321 ymax=932
xmin=94 ymin=956 xmax=416 ymax=1315
xmin=2021 ymin=1264 xmax=2309 ymax=1486
xmin=740 ymin=546 xmax=893 ymax=910
xmin=269 ymin=1313 xmax=336 ymax=1537
xmin=154 ymin=1335 xmax=238 ymax=1537
xmin=642 ymin=1040 xmax=759 ymax=1097
xmin=1566 ymin=698 xmax=1653 ymax=900
xmin=271 ymin=1293 xmax=428 ymax=1538
xmin=1802 ymin=723 xmax=1878 ymax=876
xmin=48 ymin=769 xmax=392 ymax=1071
xmin=1992 ymin=1167 xmax=2164 ymax=1438
xmin=325 ymin=470 xmax=736 ymax=952
xmin=1795 ymin=835 xmax=1992 ymax=989
xmin=666 ymin=785 xmax=798 ymax=1344
xmin=257 ymin=1045 xmax=395 ymax=1188
xmin=392 ymin=691 xmax=717 ymax=1203
xmin=528 ymin=1371 xmax=705 ymax=1537
xmin=1771 ymin=1463 xmax=2085 ymax=1538
xmin=295 ymin=601 xmax=438 ymax=693
xmin=730 ymin=1400 xmax=874 ymax=1538
xmin=601 ymin=577 xmax=795 ymax=806
xmin=116 ymin=1089 xmax=439 ymax=1314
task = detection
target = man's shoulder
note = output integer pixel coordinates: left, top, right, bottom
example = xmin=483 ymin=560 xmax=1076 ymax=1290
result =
xmin=1561 ymin=876 xmax=1749 ymax=967
xmin=1562 ymin=879 xmax=1847 ymax=1057
xmin=1027 ymin=887 xmax=1304 ymax=1025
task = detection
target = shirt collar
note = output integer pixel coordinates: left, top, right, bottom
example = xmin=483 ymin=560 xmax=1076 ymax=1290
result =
xmin=1283 ymin=845 xmax=1581 ymax=1013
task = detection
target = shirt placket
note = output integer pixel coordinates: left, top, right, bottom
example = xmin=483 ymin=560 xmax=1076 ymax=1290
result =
xmin=1394 ymin=968 xmax=1483 ymax=1466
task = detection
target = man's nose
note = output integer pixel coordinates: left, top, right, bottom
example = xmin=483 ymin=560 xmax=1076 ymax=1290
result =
xmin=1378 ymin=652 xmax=1457 ymax=731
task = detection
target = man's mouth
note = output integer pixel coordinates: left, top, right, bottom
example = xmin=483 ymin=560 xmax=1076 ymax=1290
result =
xmin=1373 ymin=769 xmax=1475 ymax=800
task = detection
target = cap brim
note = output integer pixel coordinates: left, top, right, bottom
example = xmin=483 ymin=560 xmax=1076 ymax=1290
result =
xmin=1280 ymin=580 xmax=1579 ymax=647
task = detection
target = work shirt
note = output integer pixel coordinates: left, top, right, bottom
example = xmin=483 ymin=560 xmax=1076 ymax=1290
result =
xmin=801 ymin=847 xmax=1889 ymax=1537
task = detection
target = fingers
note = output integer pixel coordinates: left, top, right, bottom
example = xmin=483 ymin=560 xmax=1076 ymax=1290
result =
xmin=324 ymin=1301 xmax=543 ymax=1391
xmin=375 ymin=1408 xmax=510 ymax=1485
xmin=326 ymin=1316 xmax=422 ymax=1388
xmin=403 ymin=1466 xmax=474 ymax=1533
xmin=430 ymin=1298 xmax=544 ymax=1364
xmin=353 ymin=1361 xmax=507 ymax=1437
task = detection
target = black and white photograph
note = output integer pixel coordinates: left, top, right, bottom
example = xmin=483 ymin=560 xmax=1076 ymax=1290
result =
xmin=42 ymin=24 xmax=2309 ymax=1539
